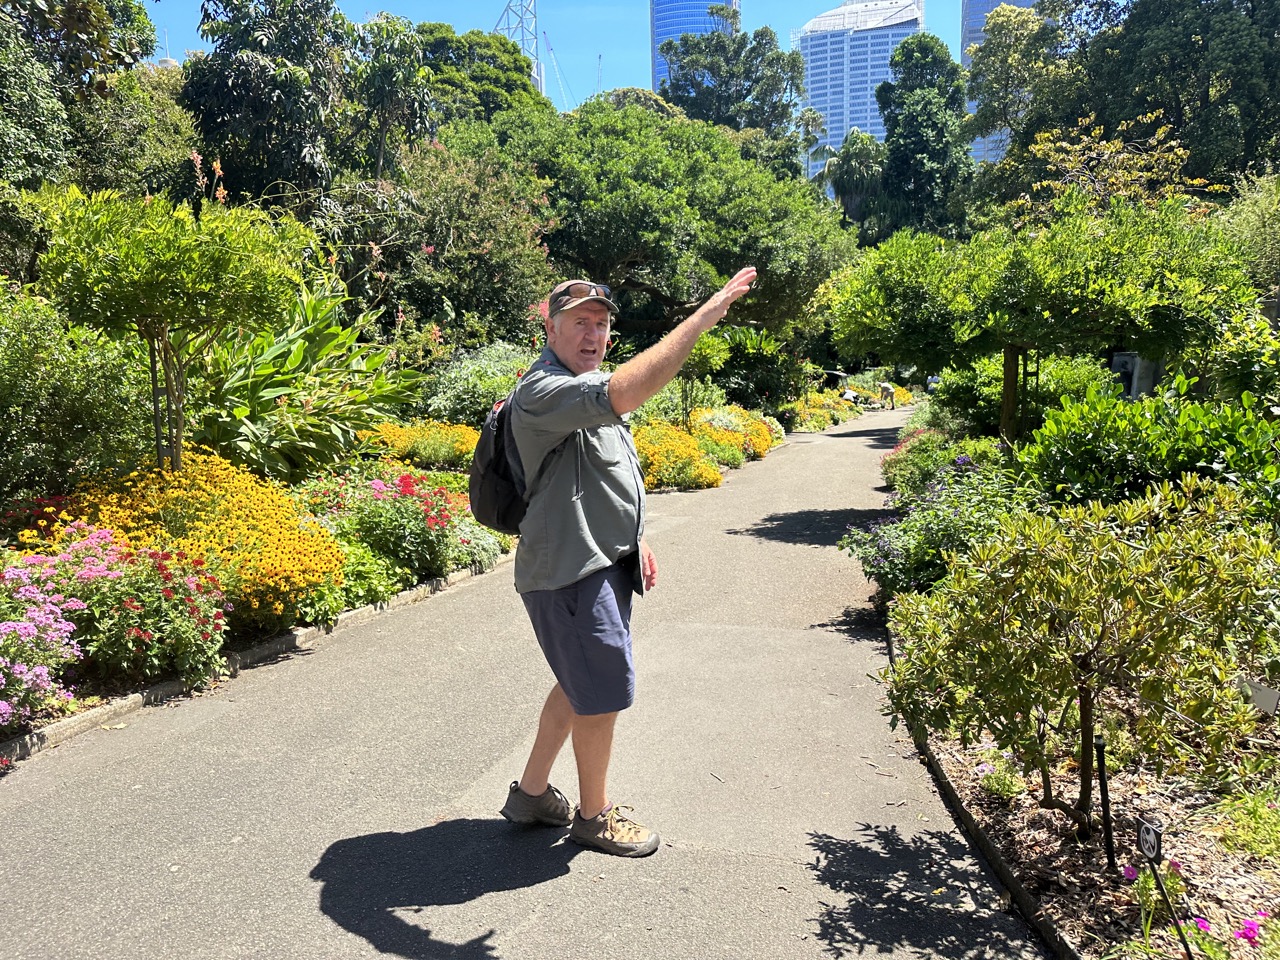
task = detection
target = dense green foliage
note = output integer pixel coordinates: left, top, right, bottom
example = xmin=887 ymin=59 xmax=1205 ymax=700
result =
xmin=190 ymin=284 xmax=420 ymax=483
xmin=0 ymin=20 xmax=70 ymax=191
xmin=0 ymin=288 xmax=150 ymax=502
xmin=35 ymin=187 xmax=320 ymax=469
xmin=491 ymin=98 xmax=849 ymax=341
xmin=415 ymin=341 xmax=538 ymax=428
xmin=887 ymin=478 xmax=1280 ymax=834
xmin=64 ymin=65 xmax=197 ymax=198
xmin=657 ymin=4 xmax=808 ymax=178
xmin=842 ymin=459 xmax=1029 ymax=604
xmin=813 ymin=192 xmax=1258 ymax=438
xmin=924 ymin=353 xmax=1116 ymax=438
xmin=875 ymin=34 xmax=973 ymax=234
xmin=312 ymin=140 xmax=553 ymax=350
xmin=1017 ymin=380 xmax=1280 ymax=509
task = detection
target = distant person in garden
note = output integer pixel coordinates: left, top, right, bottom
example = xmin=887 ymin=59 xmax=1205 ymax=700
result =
xmin=926 ymin=374 xmax=941 ymax=393
xmin=499 ymin=267 xmax=757 ymax=857
xmin=879 ymin=381 xmax=896 ymax=410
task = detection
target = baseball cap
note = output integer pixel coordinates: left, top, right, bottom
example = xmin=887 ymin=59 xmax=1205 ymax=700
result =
xmin=547 ymin=280 xmax=619 ymax=318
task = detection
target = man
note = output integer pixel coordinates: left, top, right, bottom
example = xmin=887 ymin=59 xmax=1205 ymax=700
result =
xmin=498 ymin=268 xmax=756 ymax=857
xmin=878 ymin=381 xmax=896 ymax=410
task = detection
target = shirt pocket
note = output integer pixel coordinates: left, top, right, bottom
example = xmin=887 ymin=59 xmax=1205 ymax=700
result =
xmin=587 ymin=425 xmax=625 ymax=466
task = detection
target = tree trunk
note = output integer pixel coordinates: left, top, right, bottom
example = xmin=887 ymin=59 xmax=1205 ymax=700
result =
xmin=999 ymin=344 xmax=1022 ymax=443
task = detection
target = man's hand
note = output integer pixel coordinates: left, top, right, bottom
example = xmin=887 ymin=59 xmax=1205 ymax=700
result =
xmin=607 ymin=266 xmax=758 ymax=416
xmin=640 ymin=540 xmax=658 ymax=591
xmin=694 ymin=266 xmax=758 ymax=331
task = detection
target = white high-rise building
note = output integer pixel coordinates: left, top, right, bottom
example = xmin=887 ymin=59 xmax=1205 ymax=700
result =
xmin=651 ymin=0 xmax=741 ymax=92
xmin=794 ymin=0 xmax=924 ymax=178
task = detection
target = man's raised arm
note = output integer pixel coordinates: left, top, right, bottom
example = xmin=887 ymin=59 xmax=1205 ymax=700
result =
xmin=607 ymin=267 xmax=757 ymax=416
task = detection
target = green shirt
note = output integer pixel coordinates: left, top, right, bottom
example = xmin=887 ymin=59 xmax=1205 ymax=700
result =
xmin=510 ymin=348 xmax=646 ymax=594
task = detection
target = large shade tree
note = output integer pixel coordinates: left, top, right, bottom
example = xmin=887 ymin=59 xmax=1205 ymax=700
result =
xmin=657 ymin=4 xmax=808 ymax=178
xmin=488 ymin=98 xmax=849 ymax=341
xmin=875 ymin=34 xmax=973 ymax=233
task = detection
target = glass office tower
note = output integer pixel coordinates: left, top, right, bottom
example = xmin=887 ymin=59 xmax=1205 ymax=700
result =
xmin=795 ymin=0 xmax=923 ymax=178
xmin=651 ymin=0 xmax=741 ymax=92
xmin=962 ymin=0 xmax=1035 ymax=163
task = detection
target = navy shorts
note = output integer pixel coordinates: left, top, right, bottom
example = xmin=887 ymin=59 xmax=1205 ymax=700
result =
xmin=521 ymin=561 xmax=635 ymax=716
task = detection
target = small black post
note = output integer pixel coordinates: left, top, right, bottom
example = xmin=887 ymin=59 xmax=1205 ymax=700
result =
xmin=1150 ymin=867 xmax=1194 ymax=960
xmin=1095 ymin=735 xmax=1116 ymax=873
xmin=1138 ymin=818 xmax=1193 ymax=960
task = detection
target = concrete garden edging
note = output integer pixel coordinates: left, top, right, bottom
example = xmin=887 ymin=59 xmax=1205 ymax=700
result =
xmin=913 ymin=728 xmax=1086 ymax=960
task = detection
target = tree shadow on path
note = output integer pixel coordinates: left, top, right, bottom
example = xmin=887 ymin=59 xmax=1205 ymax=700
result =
xmin=312 ymin=818 xmax=581 ymax=959
xmin=812 ymin=605 xmax=893 ymax=660
xmin=822 ymin=421 xmax=904 ymax=450
xmin=728 ymin=506 xmax=892 ymax=548
xmin=809 ymin=824 xmax=1043 ymax=959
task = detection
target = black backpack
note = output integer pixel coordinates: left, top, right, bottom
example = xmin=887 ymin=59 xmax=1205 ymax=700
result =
xmin=469 ymin=392 xmax=530 ymax=535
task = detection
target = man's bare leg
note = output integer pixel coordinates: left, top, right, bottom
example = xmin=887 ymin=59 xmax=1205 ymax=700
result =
xmin=518 ymin=684 xmax=574 ymax=796
xmin=572 ymin=711 xmax=618 ymax=819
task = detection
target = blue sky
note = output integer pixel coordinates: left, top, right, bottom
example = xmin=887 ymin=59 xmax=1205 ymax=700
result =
xmin=147 ymin=0 xmax=963 ymax=113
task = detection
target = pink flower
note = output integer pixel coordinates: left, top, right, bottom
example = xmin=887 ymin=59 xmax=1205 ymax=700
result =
xmin=1195 ymin=918 xmax=1211 ymax=933
xmin=1168 ymin=860 xmax=1182 ymax=875
xmin=1123 ymin=864 xmax=1138 ymax=881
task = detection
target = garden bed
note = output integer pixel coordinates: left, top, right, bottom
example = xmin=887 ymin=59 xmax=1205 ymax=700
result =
xmin=927 ymin=733 xmax=1279 ymax=958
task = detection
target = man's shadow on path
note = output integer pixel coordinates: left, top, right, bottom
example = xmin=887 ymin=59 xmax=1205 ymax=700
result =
xmin=809 ymin=823 xmax=1043 ymax=959
xmin=311 ymin=818 xmax=581 ymax=960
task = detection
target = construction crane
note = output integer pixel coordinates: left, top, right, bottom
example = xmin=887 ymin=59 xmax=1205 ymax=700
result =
xmin=493 ymin=0 xmax=545 ymax=95
xmin=542 ymin=30 xmax=576 ymax=110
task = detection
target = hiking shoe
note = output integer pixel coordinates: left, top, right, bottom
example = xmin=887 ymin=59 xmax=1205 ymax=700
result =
xmin=569 ymin=804 xmax=660 ymax=857
xmin=499 ymin=782 xmax=572 ymax=827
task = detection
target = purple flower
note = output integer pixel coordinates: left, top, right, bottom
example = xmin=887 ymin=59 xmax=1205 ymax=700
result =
xmin=1195 ymin=918 xmax=1211 ymax=933
xmin=1168 ymin=860 xmax=1182 ymax=875
xmin=1123 ymin=864 xmax=1139 ymax=881
xmin=1235 ymin=919 xmax=1261 ymax=944
xmin=976 ymin=762 xmax=995 ymax=776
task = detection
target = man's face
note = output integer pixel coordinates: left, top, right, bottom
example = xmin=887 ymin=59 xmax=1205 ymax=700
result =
xmin=546 ymin=301 xmax=612 ymax=375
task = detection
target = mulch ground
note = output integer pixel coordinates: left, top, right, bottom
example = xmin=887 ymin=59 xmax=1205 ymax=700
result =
xmin=930 ymin=734 xmax=1279 ymax=958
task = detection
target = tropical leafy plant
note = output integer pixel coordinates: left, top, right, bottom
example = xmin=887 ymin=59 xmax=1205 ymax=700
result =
xmin=190 ymin=283 xmax=420 ymax=483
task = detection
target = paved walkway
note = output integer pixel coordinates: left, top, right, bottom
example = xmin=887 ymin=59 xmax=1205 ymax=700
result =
xmin=0 ymin=409 xmax=1044 ymax=960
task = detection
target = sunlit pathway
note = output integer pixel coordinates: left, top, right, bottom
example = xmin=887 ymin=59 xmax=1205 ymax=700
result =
xmin=1 ymin=407 xmax=1045 ymax=960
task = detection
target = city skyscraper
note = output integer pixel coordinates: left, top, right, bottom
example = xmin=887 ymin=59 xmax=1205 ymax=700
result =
xmin=651 ymin=0 xmax=741 ymax=92
xmin=961 ymin=0 xmax=1035 ymax=163
xmin=794 ymin=0 xmax=923 ymax=178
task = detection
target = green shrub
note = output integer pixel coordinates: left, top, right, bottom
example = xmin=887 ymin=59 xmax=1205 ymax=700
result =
xmin=1017 ymin=379 xmax=1280 ymax=508
xmin=0 ymin=288 xmax=151 ymax=502
xmin=416 ymin=341 xmax=538 ymax=428
xmin=189 ymin=284 xmax=420 ymax=484
xmin=929 ymin=353 xmax=1115 ymax=438
xmin=298 ymin=539 xmax=406 ymax=625
xmin=842 ymin=464 xmax=1031 ymax=603
xmin=886 ymin=477 xmax=1280 ymax=835
xmin=632 ymin=377 xmax=727 ymax=426
xmin=880 ymin=430 xmax=1003 ymax=496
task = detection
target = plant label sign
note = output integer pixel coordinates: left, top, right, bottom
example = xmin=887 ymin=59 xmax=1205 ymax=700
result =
xmin=1137 ymin=817 xmax=1163 ymax=864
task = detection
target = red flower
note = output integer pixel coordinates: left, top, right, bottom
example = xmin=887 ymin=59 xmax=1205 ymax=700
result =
xmin=161 ymin=588 xmax=174 ymax=600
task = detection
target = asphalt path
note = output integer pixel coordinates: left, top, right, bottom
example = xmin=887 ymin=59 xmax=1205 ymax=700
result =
xmin=1 ymin=408 xmax=1045 ymax=960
